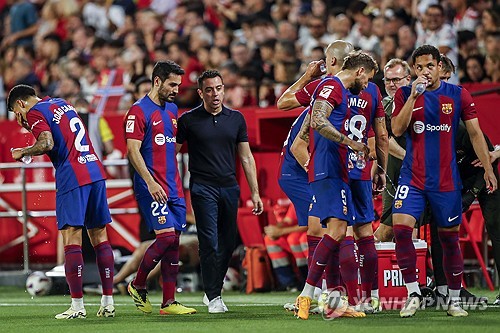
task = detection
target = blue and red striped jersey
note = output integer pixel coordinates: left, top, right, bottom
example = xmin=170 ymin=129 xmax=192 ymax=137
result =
xmin=26 ymin=97 xmax=106 ymax=194
xmin=307 ymin=76 xmax=351 ymax=183
xmin=393 ymin=81 xmax=477 ymax=191
xmin=348 ymin=82 xmax=385 ymax=180
xmin=124 ymin=95 xmax=183 ymax=199
xmin=278 ymin=108 xmax=309 ymax=181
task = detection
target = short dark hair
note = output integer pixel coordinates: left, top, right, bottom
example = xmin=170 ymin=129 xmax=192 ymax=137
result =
xmin=341 ymin=51 xmax=379 ymax=73
xmin=440 ymin=54 xmax=456 ymax=74
xmin=7 ymin=84 xmax=36 ymax=112
xmin=151 ymin=60 xmax=185 ymax=82
xmin=134 ymin=76 xmax=152 ymax=93
xmin=411 ymin=44 xmax=441 ymax=64
xmin=197 ymin=70 xmax=224 ymax=89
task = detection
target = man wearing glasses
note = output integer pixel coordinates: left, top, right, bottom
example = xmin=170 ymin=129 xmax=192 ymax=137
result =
xmin=374 ymin=58 xmax=411 ymax=242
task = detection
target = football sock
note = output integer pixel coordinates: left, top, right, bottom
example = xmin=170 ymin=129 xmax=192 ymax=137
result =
xmin=64 ymin=245 xmax=84 ymax=299
xmin=305 ymin=234 xmax=339 ymax=287
xmin=394 ymin=225 xmax=417 ymax=284
xmin=325 ymin=247 xmax=340 ymax=289
xmin=160 ymin=236 xmax=180 ymax=307
xmin=340 ymin=236 xmax=359 ymax=305
xmin=134 ymin=231 xmax=176 ymax=289
xmin=357 ymin=235 xmax=377 ymax=300
xmin=449 ymin=289 xmax=460 ymax=302
xmin=437 ymin=285 xmax=448 ymax=296
xmin=438 ymin=230 xmax=463 ymax=291
xmin=94 ymin=241 xmax=114 ymax=296
xmin=71 ymin=297 xmax=84 ymax=311
xmin=101 ymin=295 xmax=113 ymax=307
xmin=307 ymin=235 xmax=321 ymax=268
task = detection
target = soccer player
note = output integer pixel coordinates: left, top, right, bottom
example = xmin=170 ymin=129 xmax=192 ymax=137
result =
xmin=343 ymin=78 xmax=388 ymax=312
xmin=294 ymin=51 xmax=378 ymax=320
xmin=8 ymin=84 xmax=115 ymax=319
xmin=277 ymin=41 xmax=353 ymax=314
xmin=124 ymin=61 xmax=196 ymax=315
xmin=391 ymin=45 xmax=497 ymax=318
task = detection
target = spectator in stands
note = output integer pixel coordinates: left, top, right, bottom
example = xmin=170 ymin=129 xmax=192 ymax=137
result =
xmin=457 ymin=30 xmax=479 ymax=78
xmin=484 ymin=54 xmax=500 ymax=82
xmin=82 ymin=0 xmax=126 ymax=39
xmin=396 ymin=25 xmax=417 ymax=64
xmin=463 ymin=55 xmax=488 ymax=83
xmin=277 ymin=20 xmax=298 ymax=42
xmin=481 ymin=7 xmax=500 ymax=33
xmin=12 ymin=57 xmax=42 ymax=94
xmin=230 ymin=41 xmax=264 ymax=83
xmin=417 ymin=4 xmax=459 ymax=83
xmin=327 ymin=13 xmax=352 ymax=40
xmin=299 ymin=15 xmax=335 ymax=58
xmin=1 ymin=0 xmax=38 ymax=49
xmin=208 ymin=46 xmax=230 ymax=70
xmin=484 ymin=31 xmax=500 ymax=58
xmin=451 ymin=0 xmax=489 ymax=32
xmin=166 ymin=41 xmax=204 ymax=108
xmin=265 ymin=204 xmax=308 ymax=291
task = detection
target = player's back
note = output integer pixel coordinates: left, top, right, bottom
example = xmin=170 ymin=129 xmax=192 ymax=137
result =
xmin=125 ymin=95 xmax=183 ymax=199
xmin=278 ymin=108 xmax=309 ymax=180
xmin=27 ymin=97 xmax=106 ymax=194
xmin=347 ymin=82 xmax=384 ymax=181
xmin=308 ymin=76 xmax=351 ymax=183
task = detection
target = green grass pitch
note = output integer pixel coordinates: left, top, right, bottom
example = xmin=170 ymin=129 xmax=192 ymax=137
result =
xmin=0 ymin=286 xmax=499 ymax=333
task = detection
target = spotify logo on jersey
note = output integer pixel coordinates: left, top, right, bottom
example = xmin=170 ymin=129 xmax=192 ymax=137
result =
xmin=413 ymin=121 xmax=425 ymax=134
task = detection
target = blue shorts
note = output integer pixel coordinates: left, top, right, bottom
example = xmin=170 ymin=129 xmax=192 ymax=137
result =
xmin=310 ymin=178 xmax=354 ymax=226
xmin=392 ymin=183 xmax=462 ymax=227
xmin=350 ymin=179 xmax=375 ymax=224
xmin=56 ymin=180 xmax=111 ymax=230
xmin=137 ymin=195 xmax=187 ymax=232
xmin=279 ymin=177 xmax=315 ymax=227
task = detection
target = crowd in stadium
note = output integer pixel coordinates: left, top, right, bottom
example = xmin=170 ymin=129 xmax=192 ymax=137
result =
xmin=0 ymin=0 xmax=499 ymax=119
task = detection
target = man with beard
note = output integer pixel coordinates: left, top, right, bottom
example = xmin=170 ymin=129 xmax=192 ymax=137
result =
xmin=176 ymin=70 xmax=263 ymax=314
xmin=294 ymin=51 xmax=377 ymax=320
xmin=124 ymin=61 xmax=197 ymax=315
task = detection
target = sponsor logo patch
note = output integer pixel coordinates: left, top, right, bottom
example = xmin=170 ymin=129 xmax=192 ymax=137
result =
xmin=126 ymin=120 xmax=135 ymax=133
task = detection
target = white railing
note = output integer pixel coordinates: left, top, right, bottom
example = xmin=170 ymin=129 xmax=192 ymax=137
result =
xmin=0 ymin=158 xmax=134 ymax=274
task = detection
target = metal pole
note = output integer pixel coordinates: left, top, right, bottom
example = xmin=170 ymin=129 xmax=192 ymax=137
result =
xmin=21 ymin=166 xmax=29 ymax=274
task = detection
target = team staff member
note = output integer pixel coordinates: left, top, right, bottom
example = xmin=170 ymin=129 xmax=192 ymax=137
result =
xmin=9 ymin=84 xmax=115 ymax=319
xmin=176 ymin=70 xmax=263 ymax=314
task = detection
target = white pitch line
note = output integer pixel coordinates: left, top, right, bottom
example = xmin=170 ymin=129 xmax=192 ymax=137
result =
xmin=0 ymin=303 xmax=282 ymax=307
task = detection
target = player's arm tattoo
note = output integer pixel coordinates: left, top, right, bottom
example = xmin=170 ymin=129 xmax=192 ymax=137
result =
xmin=298 ymin=113 xmax=311 ymax=143
xmin=310 ymin=100 xmax=345 ymax=144
xmin=22 ymin=131 xmax=54 ymax=156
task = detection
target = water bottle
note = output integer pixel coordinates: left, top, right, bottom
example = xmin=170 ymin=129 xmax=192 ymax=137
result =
xmin=415 ymin=83 xmax=426 ymax=94
xmin=320 ymin=63 xmax=326 ymax=73
xmin=11 ymin=148 xmax=32 ymax=164
xmin=21 ymin=155 xmax=33 ymax=164
xmin=356 ymin=151 xmax=366 ymax=169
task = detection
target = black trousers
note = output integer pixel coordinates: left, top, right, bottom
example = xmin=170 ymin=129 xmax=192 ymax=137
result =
xmin=190 ymin=182 xmax=240 ymax=301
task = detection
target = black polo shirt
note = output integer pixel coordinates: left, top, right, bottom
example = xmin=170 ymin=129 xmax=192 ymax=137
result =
xmin=177 ymin=104 xmax=248 ymax=187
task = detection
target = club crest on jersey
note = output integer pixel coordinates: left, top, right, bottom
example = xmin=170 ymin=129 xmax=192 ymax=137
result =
xmin=172 ymin=119 xmax=177 ymax=128
xmin=441 ymin=103 xmax=453 ymax=114
xmin=394 ymin=200 xmax=403 ymax=209
xmin=319 ymin=85 xmax=334 ymax=99
xmin=343 ymin=206 xmax=347 ymax=215
xmin=158 ymin=216 xmax=166 ymax=224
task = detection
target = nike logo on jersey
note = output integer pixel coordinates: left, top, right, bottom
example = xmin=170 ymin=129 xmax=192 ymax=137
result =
xmin=316 ymin=262 xmax=327 ymax=266
xmin=412 ymin=107 xmax=423 ymax=112
xmin=452 ymin=271 xmax=463 ymax=276
xmin=181 ymin=224 xmax=187 ymax=228
xmin=448 ymin=215 xmax=459 ymax=222
xmin=153 ymin=120 xmax=162 ymax=126
xmin=170 ymin=263 xmax=179 ymax=266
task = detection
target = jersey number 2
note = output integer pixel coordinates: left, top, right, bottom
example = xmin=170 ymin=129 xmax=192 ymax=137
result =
xmin=69 ymin=118 xmax=90 ymax=152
